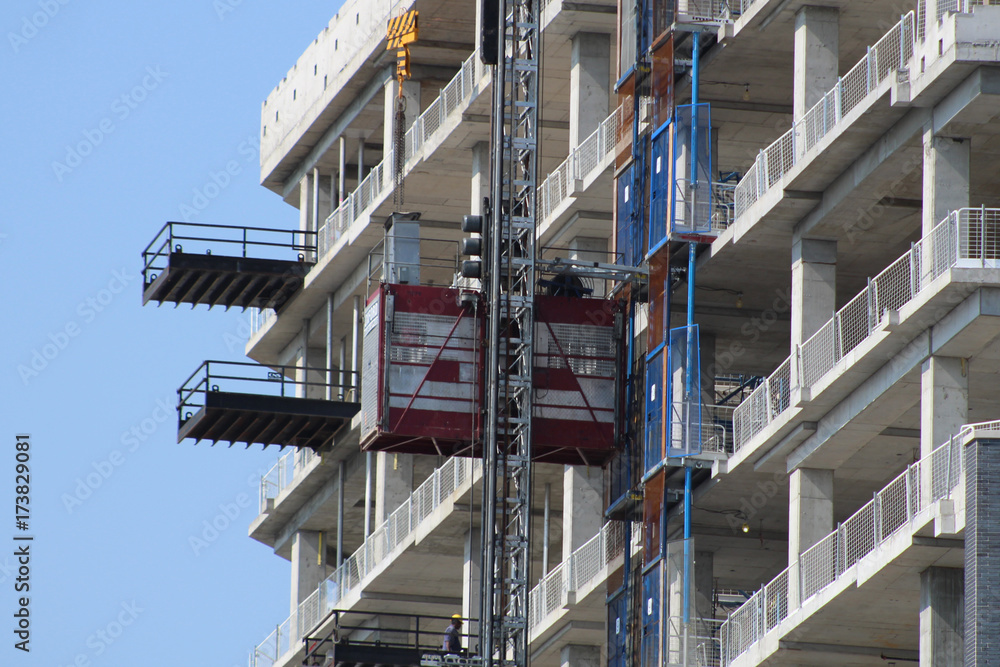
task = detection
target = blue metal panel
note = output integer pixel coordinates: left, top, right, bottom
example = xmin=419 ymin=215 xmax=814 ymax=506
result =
xmin=666 ymin=324 xmax=702 ymax=457
xmin=644 ymin=346 xmax=664 ymax=473
xmin=640 ymin=565 xmax=661 ymax=667
xmin=671 ymin=103 xmax=714 ymax=237
xmin=616 ymin=166 xmax=635 ymax=264
xmin=607 ymin=591 xmax=627 ymax=667
xmin=648 ymin=125 xmax=670 ymax=255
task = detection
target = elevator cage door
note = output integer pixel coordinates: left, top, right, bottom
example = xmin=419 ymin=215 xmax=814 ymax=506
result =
xmin=671 ymin=103 xmax=714 ymax=239
xmin=360 ymin=284 xmax=482 ymax=456
xmin=532 ymin=295 xmax=620 ymax=465
xmin=640 ymin=564 xmax=662 ymax=667
xmin=648 ymin=124 xmax=672 ymax=255
xmin=616 ymin=164 xmax=642 ymax=266
xmin=666 ymin=324 xmax=702 ymax=458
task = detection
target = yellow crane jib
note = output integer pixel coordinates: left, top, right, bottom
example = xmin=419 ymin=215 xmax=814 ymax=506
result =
xmin=386 ymin=10 xmax=418 ymax=93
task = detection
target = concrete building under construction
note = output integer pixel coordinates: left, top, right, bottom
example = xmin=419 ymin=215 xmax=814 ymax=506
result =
xmin=141 ymin=0 xmax=1000 ymax=665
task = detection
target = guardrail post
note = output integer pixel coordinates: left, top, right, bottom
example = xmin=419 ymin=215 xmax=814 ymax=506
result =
xmin=867 ymin=278 xmax=876 ymax=334
xmin=873 ymin=491 xmax=881 ymax=545
xmin=835 ymin=77 xmax=843 ymax=122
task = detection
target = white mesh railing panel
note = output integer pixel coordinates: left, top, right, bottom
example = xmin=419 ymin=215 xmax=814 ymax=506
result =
xmin=721 ymin=422 xmax=973 ymax=664
xmin=732 ymin=13 xmax=914 ymax=221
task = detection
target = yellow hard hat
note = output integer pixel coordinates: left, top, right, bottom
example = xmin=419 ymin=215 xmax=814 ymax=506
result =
xmin=452 ymin=614 xmax=463 ymax=620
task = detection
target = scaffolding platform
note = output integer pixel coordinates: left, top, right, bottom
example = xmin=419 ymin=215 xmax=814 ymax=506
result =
xmin=302 ymin=611 xmax=478 ymax=667
xmin=141 ymin=221 xmax=314 ymax=310
xmin=177 ymin=360 xmax=359 ymax=450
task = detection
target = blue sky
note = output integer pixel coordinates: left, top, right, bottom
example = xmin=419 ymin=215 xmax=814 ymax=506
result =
xmin=2 ymin=2 xmax=344 ymax=665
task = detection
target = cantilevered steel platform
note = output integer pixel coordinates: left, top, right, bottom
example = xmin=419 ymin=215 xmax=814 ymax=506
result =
xmin=141 ymin=221 xmax=314 ymax=310
xmin=177 ymin=360 xmax=360 ymax=450
xmin=302 ymin=611 xmax=479 ymax=667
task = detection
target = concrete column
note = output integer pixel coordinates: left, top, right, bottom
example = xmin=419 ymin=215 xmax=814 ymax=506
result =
xmin=471 ymin=141 xmax=490 ymax=215
xmin=299 ymin=172 xmax=314 ymax=233
xmin=290 ymin=530 xmax=325 ymax=611
xmin=694 ymin=550 xmax=714 ymax=621
xmin=791 ymin=237 xmax=837 ymax=350
xmin=561 ymin=644 xmax=600 ymax=667
xmin=463 ymin=527 xmax=482 ymax=641
xmin=793 ymin=6 xmax=839 ymax=121
xmin=788 ymin=467 xmax=833 ymax=608
xmin=338 ymin=136 xmax=347 ymax=205
xmin=920 ymin=356 xmax=967 ymax=458
xmin=699 ymin=332 xmax=716 ymax=409
xmin=922 ymin=132 xmax=970 ymax=235
xmin=569 ymin=236 xmax=608 ymax=297
xmin=375 ymin=452 xmax=413 ymax=524
xmin=326 ymin=295 xmax=335 ymax=401
xmin=965 ymin=437 xmax=1000 ymax=663
xmin=919 ymin=567 xmax=964 ymax=666
xmin=358 ymin=138 xmax=365 ymax=185
xmin=314 ymin=169 xmax=333 ymax=229
xmin=570 ymin=32 xmax=611 ymax=150
xmin=384 ymin=79 xmax=421 ymax=161
xmin=562 ymin=466 xmax=603 ymax=562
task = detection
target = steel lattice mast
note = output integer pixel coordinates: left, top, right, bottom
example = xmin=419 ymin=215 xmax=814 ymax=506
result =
xmin=481 ymin=1 xmax=539 ymax=667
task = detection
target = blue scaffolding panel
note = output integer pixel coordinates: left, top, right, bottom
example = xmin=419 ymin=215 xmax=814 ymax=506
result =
xmin=644 ymin=346 xmax=664 ymax=473
xmin=616 ymin=164 xmax=641 ymax=265
xmin=667 ymin=324 xmax=702 ymax=457
xmin=671 ymin=103 xmax=714 ymax=239
xmin=648 ymin=124 xmax=671 ymax=256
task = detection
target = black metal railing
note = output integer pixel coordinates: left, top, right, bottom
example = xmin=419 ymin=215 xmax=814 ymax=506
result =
xmin=177 ymin=360 xmax=359 ymax=425
xmin=302 ymin=610 xmax=479 ymax=666
xmin=141 ymin=221 xmax=316 ymax=287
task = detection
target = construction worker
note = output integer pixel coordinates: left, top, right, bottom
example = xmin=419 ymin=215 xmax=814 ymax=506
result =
xmin=442 ymin=614 xmax=463 ymax=654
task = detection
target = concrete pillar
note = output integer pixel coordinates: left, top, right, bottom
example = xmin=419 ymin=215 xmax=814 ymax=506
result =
xmin=569 ymin=236 xmax=609 ymax=297
xmin=965 ymin=437 xmax=1000 ymax=663
xmin=299 ymin=172 xmax=314 ymax=232
xmin=338 ymin=136 xmax=347 ymax=205
xmin=471 ymin=141 xmax=490 ymax=215
xmin=788 ymin=467 xmax=833 ymax=608
xmin=793 ymin=6 xmax=839 ymax=121
xmin=384 ymin=79 xmax=421 ymax=161
xmin=791 ymin=237 xmax=837 ymax=350
xmin=570 ymin=32 xmax=611 ymax=150
xmin=375 ymin=452 xmax=413 ymax=524
xmin=699 ymin=332 xmax=716 ymax=409
xmin=561 ymin=644 xmax=600 ymax=667
xmin=313 ymin=168 xmax=333 ymax=230
xmin=920 ymin=356 xmax=967 ymax=458
xmin=694 ymin=550 xmax=714 ymax=621
xmin=922 ymin=132 xmax=970 ymax=235
xmin=919 ymin=567 xmax=964 ymax=666
xmin=463 ymin=527 xmax=482 ymax=642
xmin=290 ymin=530 xmax=326 ymax=611
xmin=562 ymin=466 xmax=603 ymax=561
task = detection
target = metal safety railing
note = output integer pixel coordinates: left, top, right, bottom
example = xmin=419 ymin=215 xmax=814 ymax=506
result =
xmin=317 ymin=49 xmax=488 ymax=255
xmin=537 ymin=106 xmax=624 ymax=223
xmin=733 ymin=11 xmax=917 ymax=219
xmin=141 ymin=221 xmax=314 ymax=289
xmin=719 ymin=420 xmax=1000 ymax=664
xmin=251 ymin=49 xmax=489 ymax=340
xmin=252 ymin=457 xmax=481 ymax=667
xmin=527 ymin=521 xmax=626 ymax=631
xmin=177 ymin=360 xmax=358 ymax=428
xmin=732 ymin=207 xmax=1000 ymax=453
xmin=259 ymin=448 xmax=318 ymax=514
